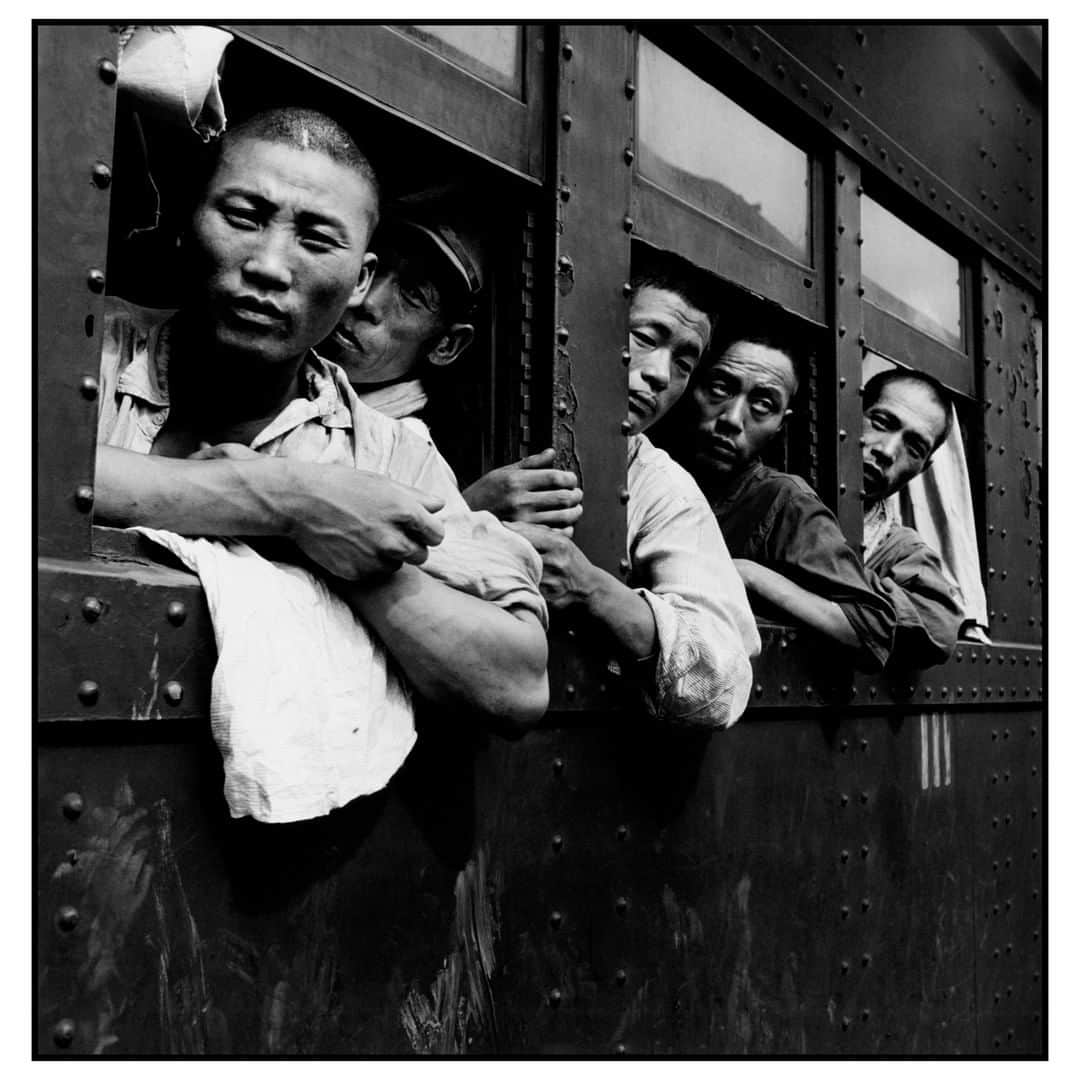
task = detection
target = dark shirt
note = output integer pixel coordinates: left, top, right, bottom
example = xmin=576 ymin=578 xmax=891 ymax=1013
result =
xmin=707 ymin=461 xmax=895 ymax=671
xmin=865 ymin=523 xmax=964 ymax=669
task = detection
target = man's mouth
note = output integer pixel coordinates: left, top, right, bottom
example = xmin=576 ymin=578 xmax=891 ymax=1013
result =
xmin=628 ymin=392 xmax=656 ymax=417
xmin=226 ymin=296 xmax=289 ymax=328
xmin=863 ymin=462 xmax=884 ymax=491
xmin=331 ymin=326 xmax=364 ymax=354
xmin=709 ymin=438 xmax=738 ymax=461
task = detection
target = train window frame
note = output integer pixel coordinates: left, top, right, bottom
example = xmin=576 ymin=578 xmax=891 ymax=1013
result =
xmin=629 ymin=28 xmax=828 ymax=328
xmin=227 ymin=25 xmax=548 ymax=184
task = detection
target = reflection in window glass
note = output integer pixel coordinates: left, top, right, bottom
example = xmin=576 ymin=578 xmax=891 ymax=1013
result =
xmin=401 ymin=25 xmax=522 ymax=97
xmin=861 ymin=196 xmax=962 ymax=349
xmin=637 ymin=38 xmax=810 ymax=264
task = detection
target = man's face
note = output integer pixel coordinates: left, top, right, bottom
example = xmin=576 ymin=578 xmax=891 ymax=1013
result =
xmin=189 ymin=136 xmax=377 ymax=366
xmin=690 ymin=341 xmax=796 ymax=481
xmin=323 ymin=264 xmax=445 ymax=385
xmin=861 ymin=378 xmax=948 ymax=500
xmin=625 ymin=285 xmax=712 ymax=435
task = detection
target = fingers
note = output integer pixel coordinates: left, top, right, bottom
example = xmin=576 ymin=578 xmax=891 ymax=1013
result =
xmin=403 ymin=507 xmax=446 ymax=549
xmin=524 ymin=506 xmax=584 ymax=528
xmin=506 ymin=521 xmax=561 ymax=551
xmin=515 ymin=469 xmax=581 ymax=492
xmin=518 ymin=487 xmax=583 ymax=511
xmin=518 ymin=447 xmax=557 ymax=469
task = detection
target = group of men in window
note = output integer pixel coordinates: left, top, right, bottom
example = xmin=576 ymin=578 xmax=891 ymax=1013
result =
xmin=95 ymin=106 xmax=965 ymax=817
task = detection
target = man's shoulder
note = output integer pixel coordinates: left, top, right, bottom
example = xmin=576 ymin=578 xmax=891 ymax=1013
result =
xmin=104 ymin=296 xmax=178 ymax=335
xmin=740 ymin=463 xmax=823 ymax=510
xmin=631 ymin=435 xmax=710 ymax=504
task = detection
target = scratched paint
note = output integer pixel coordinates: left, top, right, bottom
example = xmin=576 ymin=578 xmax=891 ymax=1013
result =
xmin=400 ymin=849 xmax=499 ymax=1054
xmin=130 ymin=633 xmax=163 ymax=721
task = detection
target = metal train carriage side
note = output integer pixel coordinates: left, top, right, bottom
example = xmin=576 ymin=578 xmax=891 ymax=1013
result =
xmin=36 ymin=22 xmax=1045 ymax=1056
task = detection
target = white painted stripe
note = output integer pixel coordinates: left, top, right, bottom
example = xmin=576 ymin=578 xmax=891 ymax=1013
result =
xmin=931 ymin=713 xmax=942 ymax=788
xmin=943 ymin=713 xmax=953 ymax=788
xmin=920 ymin=714 xmax=929 ymax=790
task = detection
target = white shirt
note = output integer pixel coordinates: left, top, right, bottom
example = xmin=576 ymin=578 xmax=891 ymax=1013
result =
xmin=627 ymin=435 xmax=760 ymax=727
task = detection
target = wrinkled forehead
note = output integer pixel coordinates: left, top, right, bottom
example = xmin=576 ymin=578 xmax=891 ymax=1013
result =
xmin=630 ymin=286 xmax=712 ymax=343
xmin=707 ymin=341 xmax=797 ymax=398
xmin=869 ymin=379 xmax=949 ymax=441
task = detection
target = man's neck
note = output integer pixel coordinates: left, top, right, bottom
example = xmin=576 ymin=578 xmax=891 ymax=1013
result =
xmin=168 ymin=314 xmax=308 ymax=443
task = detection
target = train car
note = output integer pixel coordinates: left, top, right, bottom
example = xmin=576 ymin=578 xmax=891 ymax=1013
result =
xmin=36 ymin=22 xmax=1045 ymax=1056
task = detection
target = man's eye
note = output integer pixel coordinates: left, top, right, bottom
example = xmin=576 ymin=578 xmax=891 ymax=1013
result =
xmin=675 ymin=356 xmax=697 ymax=376
xmin=869 ymin=412 xmax=888 ymax=430
xmin=222 ymin=207 xmax=258 ymax=229
xmin=750 ymin=398 xmax=777 ymax=418
xmin=630 ymin=329 xmax=657 ymax=350
xmin=300 ymin=232 xmax=337 ymax=251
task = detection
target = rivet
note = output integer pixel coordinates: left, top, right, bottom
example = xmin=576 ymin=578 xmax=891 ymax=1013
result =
xmin=615 ymin=968 xmax=627 ymax=986
xmin=560 ymin=113 xmax=573 ymax=131
xmin=615 ymin=896 xmax=629 ymax=916
xmin=98 ymin=58 xmax=118 ymax=84
xmin=774 ymin=63 xmax=785 ymax=79
xmin=839 ymin=793 xmax=849 ymax=807
xmin=751 ymin=45 xmax=762 ymax=61
xmin=559 ymin=185 xmax=571 ymax=202
xmin=861 ymin=1009 xmax=870 ymax=1022
xmin=76 ymin=679 xmax=99 ymax=706
xmin=61 ymin=792 xmax=85 ymax=820
xmin=842 ymin=1017 xmax=851 ymax=1031
xmin=835 ymin=64 xmax=845 ymax=78
xmin=81 ymin=596 xmax=103 ymax=622
xmin=859 ymin=791 xmax=869 ymax=805
xmin=556 ymin=325 xmax=569 ymax=345
xmin=549 ymin=910 xmax=563 ymax=929
xmin=561 ymin=41 xmax=573 ymax=60
xmin=553 ymin=757 xmax=565 ymax=775
xmin=52 ymin=1018 xmax=76 ymax=1049
xmin=838 ymin=325 xmax=846 ymax=337
xmin=840 ymin=738 xmax=849 ymax=753
xmin=840 ymin=905 xmax=850 ymax=919
xmin=838 ymin=274 xmax=845 ymax=285
xmin=74 ymin=484 xmax=94 ymax=512
xmin=840 ymin=960 xmax=850 ymax=974
xmin=556 ymin=399 xmax=568 ymax=416
xmin=622 ymin=216 xmax=635 ymax=233
xmin=620 ymin=346 xmax=631 ymax=365
xmin=56 ymin=905 xmax=80 ymax=932
xmin=618 ymin=487 xmax=629 ymax=505
xmin=860 ymin=845 xmax=870 ymax=859
xmin=839 ymin=429 xmax=847 ymax=440
xmin=624 ymin=80 xmax=636 ymax=99
xmin=839 ymin=484 xmax=846 ymax=495
xmin=799 ymin=82 xmax=809 ymax=97
xmin=565 ymin=683 xmax=576 ymax=697
xmin=805 ymin=685 xmax=814 ymax=698
xmin=87 ymin=268 xmax=106 ymax=293
xmin=557 ymin=255 xmax=573 ymax=272
xmin=166 ymin=600 xmax=187 ymax=626
xmin=616 ymin=824 xmax=629 ymax=841
xmin=551 ymin=833 xmax=563 ymax=852
xmin=548 ymin=988 xmax=562 ymax=1008
xmin=621 ymin=282 xmax=633 ymax=298
xmin=91 ymin=161 xmax=112 ymax=189
xmin=839 ymin=849 xmax=850 ymax=863
xmin=619 ymin=557 xmax=631 ymax=575
xmin=79 ymin=375 xmax=99 ymax=400
xmin=861 ymin=898 xmax=870 ymax=912
xmin=163 ymin=680 xmax=184 ymax=706
xmin=623 ymin=147 xmax=635 ymax=165
xmin=839 ymin=377 xmax=847 ymax=388
xmin=620 ymin=420 xmax=633 ymax=436
xmin=754 ymin=683 xmax=764 ymax=697
xmin=616 ymin=1043 xmax=627 ymax=1055
xmin=837 ymin=222 xmax=845 ymax=235
xmin=780 ymin=684 xmax=789 ymax=696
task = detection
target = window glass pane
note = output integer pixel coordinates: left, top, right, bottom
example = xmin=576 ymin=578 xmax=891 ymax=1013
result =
xmin=401 ymin=25 xmax=522 ymax=97
xmin=637 ymin=38 xmax=810 ymax=264
xmin=861 ymin=195 xmax=962 ymax=349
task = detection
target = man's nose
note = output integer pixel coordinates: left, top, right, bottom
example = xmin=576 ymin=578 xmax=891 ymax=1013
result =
xmin=713 ymin=396 xmax=746 ymax=433
xmin=242 ymin=228 xmax=294 ymax=291
xmin=872 ymin=432 xmax=900 ymax=464
xmin=640 ymin=350 xmax=671 ymax=390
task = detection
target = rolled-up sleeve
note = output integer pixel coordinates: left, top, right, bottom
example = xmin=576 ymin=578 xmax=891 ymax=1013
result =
xmin=627 ymin=439 xmax=759 ymax=728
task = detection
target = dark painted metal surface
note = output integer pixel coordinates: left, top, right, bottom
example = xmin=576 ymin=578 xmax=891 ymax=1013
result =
xmin=695 ymin=24 xmax=1042 ymax=291
xmin=231 ymin=25 xmax=548 ymax=183
xmin=38 ymin=707 xmax=1043 ymax=1054
xmin=36 ymin=25 xmax=119 ymax=559
xmin=544 ymin=26 xmax=634 ymax=711
xmin=980 ymin=264 xmax=1043 ymax=646
xmin=824 ymin=150 xmax=865 ymax=538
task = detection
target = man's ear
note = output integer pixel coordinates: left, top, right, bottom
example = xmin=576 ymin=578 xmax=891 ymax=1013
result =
xmin=348 ymin=252 xmax=378 ymax=308
xmin=427 ymin=322 xmax=475 ymax=367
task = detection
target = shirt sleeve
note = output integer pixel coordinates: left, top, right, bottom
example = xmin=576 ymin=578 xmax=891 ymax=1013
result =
xmin=629 ymin=453 xmax=759 ymax=728
xmin=866 ymin=534 xmax=964 ymax=669
xmin=398 ymin=436 xmax=548 ymax=629
xmin=764 ymin=485 xmax=896 ymax=672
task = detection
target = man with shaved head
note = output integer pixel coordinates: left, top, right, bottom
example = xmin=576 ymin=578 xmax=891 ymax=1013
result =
xmin=94 ymin=106 xmax=549 ymax=730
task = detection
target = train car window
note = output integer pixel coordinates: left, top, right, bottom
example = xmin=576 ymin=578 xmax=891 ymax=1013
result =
xmin=398 ymin=25 xmax=524 ymax=98
xmin=94 ymin=29 xmax=537 ymax=540
xmin=637 ymin=37 xmax=810 ymax=265
xmin=860 ymin=195 xmax=963 ymax=351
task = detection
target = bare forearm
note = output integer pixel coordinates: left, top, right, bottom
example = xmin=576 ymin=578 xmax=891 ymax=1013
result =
xmin=581 ymin=571 xmax=659 ymax=662
xmin=95 ymin=446 xmax=295 ymax=537
xmin=744 ymin=563 xmax=860 ymax=649
xmin=339 ymin=566 xmax=549 ymax=729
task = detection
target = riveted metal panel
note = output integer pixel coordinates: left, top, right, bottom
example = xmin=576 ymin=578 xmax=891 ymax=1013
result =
xmin=36 ymin=25 xmax=120 ymax=558
xmin=38 ymin=558 xmax=215 ymax=722
xmin=824 ymin=150 xmax=865 ymax=540
xmin=543 ymin=26 xmax=633 ymax=711
xmin=980 ymin=264 xmax=1043 ymax=645
xmin=476 ymin=711 xmax=988 ymax=1053
xmin=767 ymin=24 xmax=1043 ymax=278
xmin=694 ymin=25 xmax=1042 ymax=292
xmin=959 ymin=711 xmax=1045 ymax=1054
